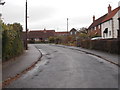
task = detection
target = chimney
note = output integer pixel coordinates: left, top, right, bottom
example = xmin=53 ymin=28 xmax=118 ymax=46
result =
xmin=108 ymin=4 xmax=112 ymax=14
xmin=93 ymin=15 xmax=95 ymax=22
xmin=44 ymin=28 xmax=46 ymax=31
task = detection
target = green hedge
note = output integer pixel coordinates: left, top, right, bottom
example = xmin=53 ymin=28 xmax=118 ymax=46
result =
xmin=2 ymin=23 xmax=24 ymax=61
xmin=80 ymin=39 xmax=119 ymax=54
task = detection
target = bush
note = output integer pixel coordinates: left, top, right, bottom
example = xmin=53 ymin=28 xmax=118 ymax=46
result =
xmin=2 ymin=23 xmax=24 ymax=61
xmin=28 ymin=39 xmax=35 ymax=43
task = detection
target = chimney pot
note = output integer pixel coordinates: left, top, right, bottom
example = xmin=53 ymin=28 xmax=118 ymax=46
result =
xmin=108 ymin=4 xmax=112 ymax=14
xmin=93 ymin=15 xmax=95 ymax=22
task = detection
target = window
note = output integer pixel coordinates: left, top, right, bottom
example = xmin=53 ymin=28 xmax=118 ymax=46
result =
xmin=98 ymin=25 xmax=100 ymax=29
xmin=75 ymin=32 xmax=77 ymax=35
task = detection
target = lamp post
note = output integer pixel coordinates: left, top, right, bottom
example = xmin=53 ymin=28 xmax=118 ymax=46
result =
xmin=25 ymin=0 xmax=28 ymax=50
xmin=66 ymin=18 xmax=69 ymax=44
xmin=0 ymin=0 xmax=5 ymax=5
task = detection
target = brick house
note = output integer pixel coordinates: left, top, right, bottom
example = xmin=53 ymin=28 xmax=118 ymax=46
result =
xmin=69 ymin=28 xmax=77 ymax=35
xmin=88 ymin=14 xmax=107 ymax=37
xmin=88 ymin=4 xmax=120 ymax=38
xmin=28 ymin=29 xmax=55 ymax=41
xmin=55 ymin=32 xmax=68 ymax=36
xmin=22 ymin=30 xmax=70 ymax=42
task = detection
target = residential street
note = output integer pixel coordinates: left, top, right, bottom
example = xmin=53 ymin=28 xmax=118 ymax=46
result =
xmin=5 ymin=44 xmax=118 ymax=88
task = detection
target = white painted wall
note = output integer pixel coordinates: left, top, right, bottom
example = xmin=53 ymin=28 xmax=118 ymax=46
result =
xmin=101 ymin=11 xmax=119 ymax=38
xmin=113 ymin=12 xmax=119 ymax=38
xmin=101 ymin=20 xmax=113 ymax=38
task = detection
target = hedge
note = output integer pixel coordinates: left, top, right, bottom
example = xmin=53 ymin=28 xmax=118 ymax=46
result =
xmin=80 ymin=39 xmax=120 ymax=54
xmin=2 ymin=23 xmax=24 ymax=61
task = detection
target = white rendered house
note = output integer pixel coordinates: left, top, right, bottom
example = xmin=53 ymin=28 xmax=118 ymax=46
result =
xmin=101 ymin=5 xmax=120 ymax=38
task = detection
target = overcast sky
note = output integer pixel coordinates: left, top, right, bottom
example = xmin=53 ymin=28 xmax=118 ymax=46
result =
xmin=1 ymin=0 xmax=120 ymax=31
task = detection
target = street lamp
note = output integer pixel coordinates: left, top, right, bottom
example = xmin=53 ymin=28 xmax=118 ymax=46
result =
xmin=0 ymin=0 xmax=5 ymax=5
xmin=0 ymin=0 xmax=5 ymax=22
xmin=0 ymin=2 xmax=5 ymax=5
xmin=25 ymin=0 xmax=28 ymax=50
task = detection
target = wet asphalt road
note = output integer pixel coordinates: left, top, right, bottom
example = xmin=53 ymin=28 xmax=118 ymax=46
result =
xmin=5 ymin=44 xmax=118 ymax=88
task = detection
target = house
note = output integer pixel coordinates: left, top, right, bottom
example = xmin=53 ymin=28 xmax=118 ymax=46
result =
xmin=69 ymin=28 xmax=77 ymax=35
xmin=55 ymin=32 xmax=68 ymax=36
xmin=22 ymin=30 xmax=70 ymax=42
xmin=28 ymin=29 xmax=55 ymax=41
xmin=118 ymin=17 xmax=120 ymax=38
xmin=101 ymin=5 xmax=120 ymax=38
xmin=79 ymin=27 xmax=88 ymax=34
xmin=55 ymin=28 xmax=77 ymax=36
xmin=88 ymin=4 xmax=120 ymax=39
xmin=88 ymin=14 xmax=107 ymax=37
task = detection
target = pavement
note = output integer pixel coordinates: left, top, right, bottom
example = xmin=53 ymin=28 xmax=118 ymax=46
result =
xmin=2 ymin=44 xmax=42 ymax=82
xmin=54 ymin=44 xmax=119 ymax=65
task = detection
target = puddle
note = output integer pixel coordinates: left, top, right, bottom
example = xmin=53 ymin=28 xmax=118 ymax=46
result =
xmin=46 ymin=53 xmax=50 ymax=55
xmin=54 ymin=50 xmax=58 ymax=52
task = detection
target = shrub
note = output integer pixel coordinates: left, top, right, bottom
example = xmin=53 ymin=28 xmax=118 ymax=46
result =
xmin=2 ymin=23 xmax=24 ymax=61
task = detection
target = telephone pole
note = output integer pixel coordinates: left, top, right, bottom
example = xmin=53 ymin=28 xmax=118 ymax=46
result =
xmin=25 ymin=0 xmax=28 ymax=50
xmin=67 ymin=18 xmax=68 ymax=35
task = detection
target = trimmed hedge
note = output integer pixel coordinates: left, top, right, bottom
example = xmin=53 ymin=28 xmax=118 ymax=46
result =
xmin=80 ymin=39 xmax=120 ymax=54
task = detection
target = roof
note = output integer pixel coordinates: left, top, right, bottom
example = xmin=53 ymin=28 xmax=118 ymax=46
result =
xmin=70 ymin=28 xmax=77 ymax=32
xmin=28 ymin=30 xmax=55 ymax=39
xmin=88 ymin=6 xmax=120 ymax=29
xmin=29 ymin=30 xmax=55 ymax=33
xmin=102 ymin=6 xmax=120 ymax=23
xmin=55 ymin=32 xmax=68 ymax=34
xmin=88 ymin=14 xmax=107 ymax=29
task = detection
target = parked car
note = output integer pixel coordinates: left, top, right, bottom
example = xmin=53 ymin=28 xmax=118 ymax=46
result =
xmin=91 ymin=37 xmax=103 ymax=40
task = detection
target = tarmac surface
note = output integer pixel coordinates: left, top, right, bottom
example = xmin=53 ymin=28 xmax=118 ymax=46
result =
xmin=4 ymin=44 xmax=118 ymax=88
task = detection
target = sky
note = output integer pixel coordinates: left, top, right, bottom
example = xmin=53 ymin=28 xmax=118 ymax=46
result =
xmin=1 ymin=0 xmax=120 ymax=31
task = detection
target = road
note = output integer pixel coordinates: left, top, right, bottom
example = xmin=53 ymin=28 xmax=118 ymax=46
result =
xmin=5 ymin=44 xmax=118 ymax=88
